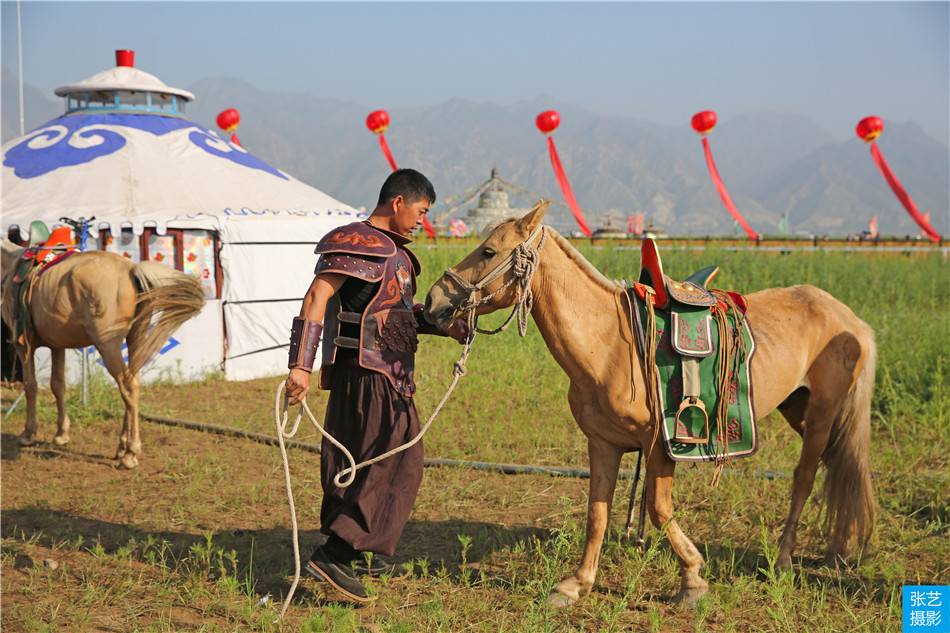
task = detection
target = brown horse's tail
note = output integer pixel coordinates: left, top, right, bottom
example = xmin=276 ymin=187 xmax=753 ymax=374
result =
xmin=127 ymin=262 xmax=205 ymax=376
xmin=821 ymin=327 xmax=877 ymax=560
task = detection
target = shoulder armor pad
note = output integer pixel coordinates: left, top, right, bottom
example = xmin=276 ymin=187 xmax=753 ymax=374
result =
xmin=315 ymin=252 xmax=385 ymax=282
xmin=315 ymin=222 xmax=396 ymax=258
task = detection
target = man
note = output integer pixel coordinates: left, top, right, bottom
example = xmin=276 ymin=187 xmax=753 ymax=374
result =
xmin=285 ymin=168 xmax=465 ymax=602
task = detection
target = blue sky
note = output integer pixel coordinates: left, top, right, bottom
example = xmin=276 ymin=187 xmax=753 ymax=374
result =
xmin=2 ymin=2 xmax=948 ymax=142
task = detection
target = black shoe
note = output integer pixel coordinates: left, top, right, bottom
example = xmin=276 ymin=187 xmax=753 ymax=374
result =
xmin=304 ymin=547 xmax=375 ymax=603
xmin=351 ymin=554 xmax=400 ymax=577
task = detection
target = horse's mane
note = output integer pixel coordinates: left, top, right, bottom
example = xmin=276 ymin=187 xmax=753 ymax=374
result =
xmin=546 ymin=228 xmax=623 ymax=294
xmin=487 ymin=218 xmax=623 ymax=294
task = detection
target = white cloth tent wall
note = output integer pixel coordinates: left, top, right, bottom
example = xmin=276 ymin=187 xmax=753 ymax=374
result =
xmin=3 ymin=111 xmax=359 ymax=382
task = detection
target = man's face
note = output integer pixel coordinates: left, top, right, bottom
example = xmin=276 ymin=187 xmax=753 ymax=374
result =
xmin=393 ymin=195 xmax=430 ymax=237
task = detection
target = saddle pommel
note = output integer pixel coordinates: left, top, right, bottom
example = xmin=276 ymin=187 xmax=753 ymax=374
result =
xmin=639 ymin=240 xmax=719 ymax=309
xmin=638 ymin=238 xmax=669 ymax=309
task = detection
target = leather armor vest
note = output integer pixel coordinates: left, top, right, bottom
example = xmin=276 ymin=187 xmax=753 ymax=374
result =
xmin=315 ymin=221 xmax=421 ymax=398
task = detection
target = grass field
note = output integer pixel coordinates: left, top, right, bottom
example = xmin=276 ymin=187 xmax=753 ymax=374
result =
xmin=2 ymin=244 xmax=948 ymax=632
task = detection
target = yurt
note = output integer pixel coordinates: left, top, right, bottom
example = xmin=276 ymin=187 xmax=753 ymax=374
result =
xmin=2 ymin=50 xmax=360 ymax=382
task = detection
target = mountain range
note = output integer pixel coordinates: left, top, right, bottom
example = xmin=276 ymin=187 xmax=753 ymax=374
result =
xmin=3 ymin=68 xmax=947 ymax=236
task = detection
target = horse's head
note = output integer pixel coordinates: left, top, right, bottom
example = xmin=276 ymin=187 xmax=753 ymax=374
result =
xmin=424 ymin=200 xmax=549 ymax=330
xmin=1 ymin=239 xmax=25 ymax=290
xmin=0 ymin=239 xmax=25 ymax=325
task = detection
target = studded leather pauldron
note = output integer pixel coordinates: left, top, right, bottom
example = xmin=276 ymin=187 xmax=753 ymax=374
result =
xmin=315 ymin=252 xmax=385 ymax=282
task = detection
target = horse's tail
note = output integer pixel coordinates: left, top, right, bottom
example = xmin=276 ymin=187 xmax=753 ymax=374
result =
xmin=127 ymin=262 xmax=205 ymax=376
xmin=821 ymin=324 xmax=877 ymax=559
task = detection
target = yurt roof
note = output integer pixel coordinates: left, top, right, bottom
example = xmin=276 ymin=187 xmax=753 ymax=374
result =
xmin=55 ymin=65 xmax=195 ymax=102
xmin=3 ymin=53 xmax=359 ymax=241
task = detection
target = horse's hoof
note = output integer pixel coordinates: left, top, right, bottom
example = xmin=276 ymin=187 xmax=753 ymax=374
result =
xmin=53 ymin=434 xmax=70 ymax=446
xmin=18 ymin=435 xmax=36 ymax=447
xmin=118 ymin=453 xmax=139 ymax=469
xmin=823 ymin=552 xmax=849 ymax=569
xmin=672 ymin=584 xmax=708 ymax=607
xmin=777 ymin=554 xmax=793 ymax=572
xmin=547 ymin=592 xmax=576 ymax=609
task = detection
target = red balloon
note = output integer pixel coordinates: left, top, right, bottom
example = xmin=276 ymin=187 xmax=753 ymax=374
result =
xmin=691 ymin=110 xmax=717 ymax=135
xmin=536 ymin=110 xmax=560 ymax=135
xmin=856 ymin=116 xmax=884 ymax=143
xmin=366 ymin=110 xmax=390 ymax=135
xmin=216 ymin=108 xmax=241 ymax=133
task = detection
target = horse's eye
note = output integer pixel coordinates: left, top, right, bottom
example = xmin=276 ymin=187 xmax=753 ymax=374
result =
xmin=482 ymin=247 xmax=496 ymax=258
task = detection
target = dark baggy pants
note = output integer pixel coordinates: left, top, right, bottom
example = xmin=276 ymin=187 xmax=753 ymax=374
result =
xmin=319 ymin=349 xmax=424 ymax=557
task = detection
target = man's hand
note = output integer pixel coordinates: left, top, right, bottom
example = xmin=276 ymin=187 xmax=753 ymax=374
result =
xmin=445 ymin=317 xmax=470 ymax=344
xmin=286 ymin=368 xmax=311 ymax=405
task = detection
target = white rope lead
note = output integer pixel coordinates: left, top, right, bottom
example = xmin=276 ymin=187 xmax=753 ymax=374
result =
xmin=274 ymin=334 xmax=475 ymax=620
xmin=275 ymin=223 xmax=545 ymax=619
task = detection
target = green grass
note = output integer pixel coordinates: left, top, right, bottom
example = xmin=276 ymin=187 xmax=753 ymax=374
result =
xmin=2 ymin=245 xmax=947 ymax=631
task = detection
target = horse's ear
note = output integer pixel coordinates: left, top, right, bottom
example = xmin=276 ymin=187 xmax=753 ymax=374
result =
xmin=515 ymin=200 xmax=550 ymax=235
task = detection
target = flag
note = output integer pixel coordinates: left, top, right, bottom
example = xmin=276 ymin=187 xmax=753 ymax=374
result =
xmin=449 ymin=218 xmax=469 ymax=237
xmin=627 ymin=213 xmax=645 ymax=235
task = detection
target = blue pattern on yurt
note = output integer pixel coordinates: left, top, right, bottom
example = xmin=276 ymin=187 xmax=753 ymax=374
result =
xmin=3 ymin=114 xmax=286 ymax=180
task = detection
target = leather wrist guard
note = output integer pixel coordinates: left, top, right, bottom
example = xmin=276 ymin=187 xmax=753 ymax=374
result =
xmin=288 ymin=317 xmax=323 ymax=372
xmin=413 ymin=303 xmax=446 ymax=337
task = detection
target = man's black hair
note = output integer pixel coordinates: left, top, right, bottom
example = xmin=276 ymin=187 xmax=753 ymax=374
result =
xmin=377 ymin=168 xmax=436 ymax=206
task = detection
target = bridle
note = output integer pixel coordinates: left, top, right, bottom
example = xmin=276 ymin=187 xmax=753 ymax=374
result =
xmin=442 ymin=223 xmax=547 ymax=338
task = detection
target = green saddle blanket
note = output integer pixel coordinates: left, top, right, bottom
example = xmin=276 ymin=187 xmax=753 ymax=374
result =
xmin=632 ymin=292 xmax=758 ymax=463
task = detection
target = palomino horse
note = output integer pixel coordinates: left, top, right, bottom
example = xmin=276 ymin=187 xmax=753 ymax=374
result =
xmin=424 ymin=202 xmax=876 ymax=607
xmin=1 ymin=239 xmax=205 ymax=468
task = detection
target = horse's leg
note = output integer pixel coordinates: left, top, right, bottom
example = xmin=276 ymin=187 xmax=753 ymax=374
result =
xmin=548 ymin=436 xmax=623 ymax=607
xmin=125 ymin=370 xmax=142 ymax=463
xmin=777 ymin=386 xmax=808 ymax=438
xmin=50 ymin=347 xmax=71 ymax=445
xmin=96 ymin=338 xmax=138 ymax=468
xmin=777 ymin=393 xmax=837 ymax=569
xmin=646 ymin=450 xmax=708 ymax=606
xmin=123 ymin=326 xmax=146 ymax=464
xmin=776 ymin=325 xmax=872 ymax=569
xmin=17 ymin=345 xmax=39 ymax=446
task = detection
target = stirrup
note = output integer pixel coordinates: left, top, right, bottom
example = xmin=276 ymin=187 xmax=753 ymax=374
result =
xmin=673 ymin=397 xmax=710 ymax=444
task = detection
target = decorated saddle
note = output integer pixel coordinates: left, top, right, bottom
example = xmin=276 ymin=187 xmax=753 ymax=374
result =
xmin=630 ymin=239 xmax=757 ymax=465
xmin=9 ymin=223 xmax=78 ymax=347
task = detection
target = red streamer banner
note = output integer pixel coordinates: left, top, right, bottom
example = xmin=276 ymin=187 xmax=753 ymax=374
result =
xmin=374 ymin=134 xmax=436 ymax=239
xmin=869 ymin=142 xmax=941 ymax=242
xmin=701 ymin=137 xmax=759 ymax=241
xmin=378 ymin=134 xmax=398 ymax=172
xmin=229 ymin=133 xmax=242 ymax=147
xmin=547 ymin=137 xmax=593 ymax=237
